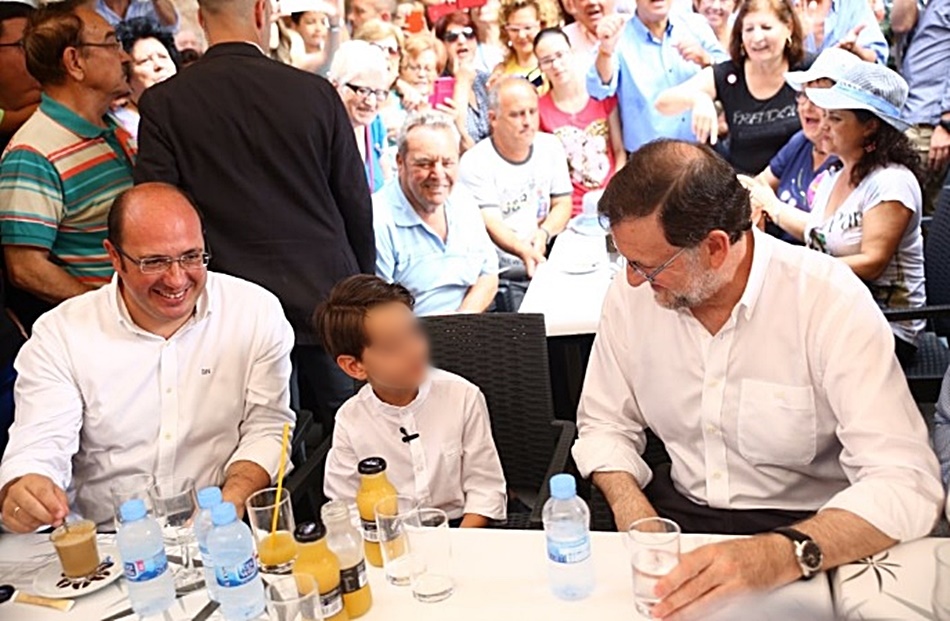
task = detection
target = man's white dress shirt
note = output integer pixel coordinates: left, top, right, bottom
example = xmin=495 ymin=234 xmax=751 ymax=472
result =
xmin=0 ymin=272 xmax=296 ymax=527
xmin=573 ymin=228 xmax=942 ymax=542
xmin=325 ymin=368 xmax=507 ymax=521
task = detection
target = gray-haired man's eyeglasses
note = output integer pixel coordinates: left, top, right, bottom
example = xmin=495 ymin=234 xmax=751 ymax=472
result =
xmin=626 ymin=246 xmax=689 ymax=284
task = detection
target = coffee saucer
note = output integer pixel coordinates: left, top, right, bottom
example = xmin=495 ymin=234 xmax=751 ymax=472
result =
xmin=33 ymin=546 xmax=122 ymax=598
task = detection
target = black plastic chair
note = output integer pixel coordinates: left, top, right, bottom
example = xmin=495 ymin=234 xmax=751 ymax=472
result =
xmin=883 ymin=169 xmax=950 ymax=403
xmin=420 ymin=313 xmax=576 ymax=529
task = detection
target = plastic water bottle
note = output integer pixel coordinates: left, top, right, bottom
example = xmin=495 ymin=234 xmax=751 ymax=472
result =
xmin=208 ymin=502 xmax=266 ymax=620
xmin=194 ymin=486 xmax=223 ymax=602
xmin=542 ymin=473 xmax=595 ymax=600
xmin=116 ymin=498 xmax=175 ymax=616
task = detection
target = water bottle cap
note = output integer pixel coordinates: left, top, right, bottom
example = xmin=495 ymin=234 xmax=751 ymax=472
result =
xmin=196 ymin=486 xmax=223 ymax=509
xmin=549 ymin=473 xmax=576 ymax=500
xmin=211 ymin=502 xmax=237 ymax=526
xmin=119 ymin=498 xmax=147 ymax=522
xmin=294 ymin=521 xmax=327 ymax=543
xmin=358 ymin=457 xmax=387 ymax=475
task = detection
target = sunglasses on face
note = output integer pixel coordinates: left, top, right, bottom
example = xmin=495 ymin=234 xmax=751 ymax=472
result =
xmin=444 ymin=27 xmax=475 ymax=43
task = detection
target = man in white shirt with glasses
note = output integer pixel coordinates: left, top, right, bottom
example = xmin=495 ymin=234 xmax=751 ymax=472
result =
xmin=0 ymin=182 xmax=296 ymax=532
xmin=573 ymin=139 xmax=942 ymax=619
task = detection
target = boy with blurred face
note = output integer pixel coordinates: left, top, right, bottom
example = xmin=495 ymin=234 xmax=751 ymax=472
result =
xmin=319 ymin=274 xmax=507 ymax=528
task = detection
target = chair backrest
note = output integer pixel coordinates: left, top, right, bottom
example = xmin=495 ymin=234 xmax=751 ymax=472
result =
xmin=420 ymin=313 xmax=557 ymax=493
xmin=926 ymin=170 xmax=950 ymax=336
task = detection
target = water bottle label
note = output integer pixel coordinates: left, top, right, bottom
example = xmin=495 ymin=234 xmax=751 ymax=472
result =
xmin=340 ymin=559 xmax=368 ymax=593
xmin=123 ymin=549 xmax=169 ymax=583
xmin=361 ymin=519 xmax=379 ymax=543
xmin=547 ymin=536 xmax=591 ymax=564
xmin=215 ymin=556 xmax=259 ymax=588
xmin=320 ymin=586 xmax=344 ymax=617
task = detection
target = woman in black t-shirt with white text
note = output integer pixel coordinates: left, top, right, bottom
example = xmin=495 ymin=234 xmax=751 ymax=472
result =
xmin=655 ymin=0 xmax=806 ymax=175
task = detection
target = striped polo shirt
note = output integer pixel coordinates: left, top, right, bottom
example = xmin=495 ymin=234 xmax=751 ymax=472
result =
xmin=0 ymin=94 xmax=136 ymax=287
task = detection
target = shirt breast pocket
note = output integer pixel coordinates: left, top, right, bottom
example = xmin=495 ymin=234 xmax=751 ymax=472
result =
xmin=737 ymin=380 xmax=817 ymax=467
xmin=436 ymin=443 xmax=463 ymax=487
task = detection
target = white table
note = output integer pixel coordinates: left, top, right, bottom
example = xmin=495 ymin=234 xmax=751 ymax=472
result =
xmin=519 ymin=229 xmax=616 ymax=337
xmin=0 ymin=529 xmax=834 ymax=621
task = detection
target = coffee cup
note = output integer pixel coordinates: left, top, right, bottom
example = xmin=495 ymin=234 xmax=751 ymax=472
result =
xmin=50 ymin=520 xmax=100 ymax=579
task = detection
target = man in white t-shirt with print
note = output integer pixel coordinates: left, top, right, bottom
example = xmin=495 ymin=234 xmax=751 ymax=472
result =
xmin=458 ymin=77 xmax=573 ymax=278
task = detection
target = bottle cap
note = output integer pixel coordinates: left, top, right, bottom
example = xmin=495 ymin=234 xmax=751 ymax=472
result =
xmin=549 ymin=473 xmax=576 ymax=500
xmin=211 ymin=502 xmax=237 ymax=526
xmin=119 ymin=498 xmax=147 ymax=522
xmin=320 ymin=499 xmax=351 ymax=524
xmin=197 ymin=486 xmax=223 ymax=509
xmin=294 ymin=521 xmax=327 ymax=543
xmin=358 ymin=457 xmax=387 ymax=475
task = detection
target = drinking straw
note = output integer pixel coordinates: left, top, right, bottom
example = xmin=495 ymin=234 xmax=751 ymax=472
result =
xmin=270 ymin=423 xmax=292 ymax=536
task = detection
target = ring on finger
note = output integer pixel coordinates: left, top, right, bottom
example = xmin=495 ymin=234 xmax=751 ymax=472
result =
xmin=12 ymin=506 xmax=20 ymax=519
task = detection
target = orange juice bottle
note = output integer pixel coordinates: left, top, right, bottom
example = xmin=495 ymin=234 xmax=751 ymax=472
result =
xmin=293 ymin=522 xmax=348 ymax=621
xmin=355 ymin=457 xmax=397 ymax=568
xmin=321 ymin=500 xmax=372 ymax=618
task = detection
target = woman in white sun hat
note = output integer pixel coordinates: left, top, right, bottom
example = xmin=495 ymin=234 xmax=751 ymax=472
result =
xmin=759 ymin=60 xmax=925 ymax=367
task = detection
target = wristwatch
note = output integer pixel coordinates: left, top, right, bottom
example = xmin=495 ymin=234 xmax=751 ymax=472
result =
xmin=773 ymin=527 xmax=823 ymax=580
xmin=939 ymin=116 xmax=950 ymax=133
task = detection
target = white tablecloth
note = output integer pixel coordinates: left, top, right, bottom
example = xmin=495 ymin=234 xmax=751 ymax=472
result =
xmin=518 ymin=229 xmax=616 ymax=337
xmin=0 ymin=529 xmax=835 ymax=621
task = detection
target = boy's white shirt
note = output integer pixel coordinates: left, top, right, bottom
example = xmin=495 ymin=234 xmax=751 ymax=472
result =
xmin=324 ymin=368 xmax=508 ymax=521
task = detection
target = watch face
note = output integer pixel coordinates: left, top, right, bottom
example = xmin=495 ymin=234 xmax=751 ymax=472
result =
xmin=801 ymin=541 xmax=823 ymax=571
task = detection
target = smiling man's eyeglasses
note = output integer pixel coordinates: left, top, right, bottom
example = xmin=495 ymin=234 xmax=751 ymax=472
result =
xmin=626 ymin=246 xmax=689 ymax=284
xmin=115 ymin=245 xmax=211 ymax=274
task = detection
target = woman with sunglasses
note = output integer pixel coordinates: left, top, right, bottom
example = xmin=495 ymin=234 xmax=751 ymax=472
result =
xmin=535 ymin=28 xmax=625 ymax=217
xmin=328 ymin=40 xmax=393 ymax=192
xmin=434 ymin=11 xmax=493 ymax=151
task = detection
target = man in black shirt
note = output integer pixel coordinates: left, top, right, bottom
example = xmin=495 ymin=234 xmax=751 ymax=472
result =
xmin=134 ymin=0 xmax=374 ymax=433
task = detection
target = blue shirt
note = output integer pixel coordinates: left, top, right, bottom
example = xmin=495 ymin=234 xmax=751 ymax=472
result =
xmin=587 ymin=12 xmax=727 ymax=153
xmin=767 ymin=130 xmax=838 ymax=244
xmin=900 ymin=0 xmax=950 ymax=125
xmin=364 ymin=115 xmax=387 ymax=193
xmin=373 ymin=180 xmax=499 ymax=315
xmin=95 ymin=0 xmax=179 ymax=30
xmin=803 ymin=0 xmax=888 ymax=64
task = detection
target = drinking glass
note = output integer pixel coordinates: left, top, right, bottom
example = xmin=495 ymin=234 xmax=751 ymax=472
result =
xmin=110 ymin=473 xmax=156 ymax=532
xmin=626 ymin=517 xmax=680 ymax=618
xmin=375 ymin=495 xmax=418 ymax=586
xmin=50 ymin=520 xmax=101 ymax=584
xmin=246 ymin=487 xmax=297 ymax=574
xmin=934 ymin=543 xmax=950 ymax=621
xmin=149 ymin=476 xmax=201 ymax=588
xmin=265 ymin=575 xmax=323 ymax=621
xmin=406 ymin=508 xmax=454 ymax=603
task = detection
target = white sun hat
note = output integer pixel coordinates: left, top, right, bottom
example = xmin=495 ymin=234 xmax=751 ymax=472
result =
xmin=805 ymin=60 xmax=910 ymax=132
xmin=784 ymin=48 xmax=863 ymax=92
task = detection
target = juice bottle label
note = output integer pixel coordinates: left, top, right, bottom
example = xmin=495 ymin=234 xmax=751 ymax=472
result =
xmin=340 ymin=559 xmax=368 ymax=593
xmin=123 ymin=549 xmax=169 ymax=583
xmin=320 ymin=585 xmax=344 ymax=617
xmin=547 ymin=536 xmax=591 ymax=564
xmin=361 ymin=519 xmax=379 ymax=543
xmin=215 ymin=556 xmax=259 ymax=588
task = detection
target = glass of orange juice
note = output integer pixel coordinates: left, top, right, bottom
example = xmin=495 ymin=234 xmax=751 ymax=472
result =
xmin=246 ymin=487 xmax=298 ymax=574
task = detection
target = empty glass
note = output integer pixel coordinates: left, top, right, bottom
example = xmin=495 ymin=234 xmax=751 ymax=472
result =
xmin=935 ymin=543 xmax=950 ymax=621
xmin=407 ymin=508 xmax=454 ymax=603
xmin=246 ymin=487 xmax=297 ymax=574
xmin=626 ymin=517 xmax=680 ymax=618
xmin=149 ymin=476 xmax=201 ymax=588
xmin=375 ymin=495 xmax=418 ymax=586
xmin=265 ymin=574 xmax=323 ymax=621
xmin=110 ymin=473 xmax=156 ymax=532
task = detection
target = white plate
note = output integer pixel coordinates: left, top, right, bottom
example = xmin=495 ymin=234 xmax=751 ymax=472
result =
xmin=560 ymin=260 xmax=602 ymax=275
xmin=32 ymin=546 xmax=122 ymax=598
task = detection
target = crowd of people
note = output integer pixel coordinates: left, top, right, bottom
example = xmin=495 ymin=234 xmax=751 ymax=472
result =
xmin=0 ymin=0 xmax=949 ymax=616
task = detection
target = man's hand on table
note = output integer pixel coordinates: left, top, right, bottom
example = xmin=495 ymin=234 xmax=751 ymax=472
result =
xmin=0 ymin=474 xmax=69 ymax=533
xmin=650 ymin=534 xmax=800 ymax=619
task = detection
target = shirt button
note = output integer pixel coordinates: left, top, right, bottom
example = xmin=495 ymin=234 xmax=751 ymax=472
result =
xmin=164 ymin=433 xmax=173 ymax=441
xmin=708 ymin=379 xmax=720 ymax=389
xmin=166 ymin=388 xmax=172 ymax=394
xmin=706 ymin=425 xmax=717 ymax=434
xmin=414 ymin=465 xmax=424 ymax=474
xmin=712 ymin=472 xmax=722 ymax=481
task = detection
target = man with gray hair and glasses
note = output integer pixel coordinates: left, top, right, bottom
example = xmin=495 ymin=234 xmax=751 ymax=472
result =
xmin=374 ymin=111 xmax=498 ymax=314
xmin=0 ymin=183 xmax=295 ymax=533
xmin=573 ymin=139 xmax=942 ymax=619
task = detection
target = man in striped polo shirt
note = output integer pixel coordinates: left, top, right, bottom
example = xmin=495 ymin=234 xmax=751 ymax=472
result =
xmin=0 ymin=0 xmax=134 ymax=330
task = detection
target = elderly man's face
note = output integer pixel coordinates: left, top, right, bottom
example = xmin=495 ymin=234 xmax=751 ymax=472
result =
xmin=0 ymin=16 xmax=40 ymax=110
xmin=105 ymin=191 xmax=208 ymax=337
xmin=610 ymin=212 xmax=724 ymax=310
xmin=397 ymin=125 xmax=458 ymax=214
xmin=490 ymin=81 xmax=539 ymax=152
xmin=75 ymin=7 xmax=130 ymax=99
xmin=574 ymin=0 xmax=615 ymax=35
xmin=636 ymin=0 xmax=672 ymax=23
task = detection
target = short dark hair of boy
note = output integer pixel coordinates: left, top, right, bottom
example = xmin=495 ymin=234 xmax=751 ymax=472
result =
xmin=315 ymin=275 xmax=416 ymax=361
